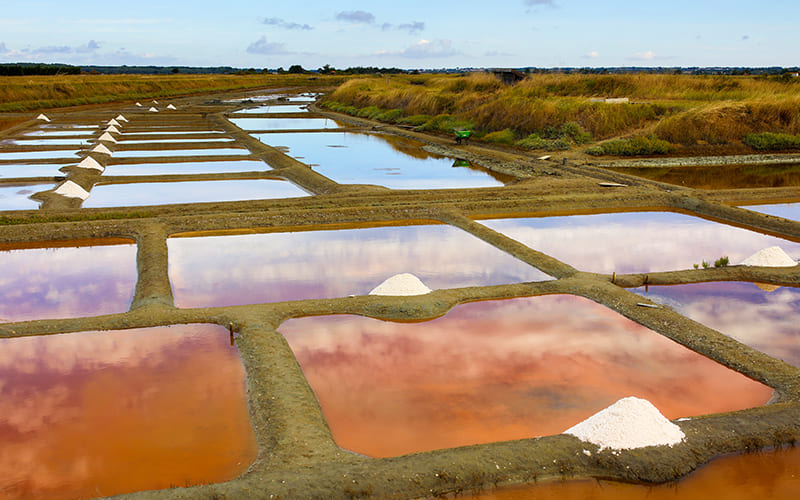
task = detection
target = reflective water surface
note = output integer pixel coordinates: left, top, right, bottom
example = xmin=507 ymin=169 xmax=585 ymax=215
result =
xmin=0 ymin=164 xmax=65 ymax=178
xmin=279 ymin=295 xmax=771 ymax=458
xmin=0 ymin=183 xmax=51 ymax=210
xmin=0 ymin=324 xmax=257 ymax=499
xmin=168 ymin=224 xmax=550 ymax=308
xmin=0 ymin=239 xmax=136 ymax=321
xmin=636 ymin=282 xmax=800 ymax=367
xmin=483 ymin=212 xmax=800 ymax=274
xmin=608 ymin=163 xmax=800 ymax=189
xmin=112 ymin=148 xmax=251 ymax=158
xmin=230 ymin=117 xmax=340 ymax=130
xmin=743 ymin=202 xmax=800 ymax=222
xmin=471 ymin=446 xmax=800 ymax=499
xmin=1 ymin=138 xmax=92 ymax=146
xmin=104 ymin=160 xmax=270 ymax=176
xmin=0 ymin=150 xmax=80 ymax=161
xmin=233 ymin=104 xmax=309 ymax=114
xmin=256 ymin=131 xmax=512 ymax=189
xmin=83 ymin=179 xmax=307 ymax=208
xmin=117 ymin=138 xmax=234 ymax=144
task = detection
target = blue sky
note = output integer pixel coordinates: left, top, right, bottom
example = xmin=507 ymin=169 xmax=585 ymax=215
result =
xmin=0 ymin=1 xmax=797 ymax=69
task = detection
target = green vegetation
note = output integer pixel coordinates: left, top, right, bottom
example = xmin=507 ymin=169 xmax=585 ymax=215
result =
xmin=743 ymin=132 xmax=800 ymax=150
xmin=321 ymin=72 xmax=800 ymax=154
xmin=714 ymin=256 xmax=730 ymax=267
xmin=586 ymin=135 xmax=676 ymax=156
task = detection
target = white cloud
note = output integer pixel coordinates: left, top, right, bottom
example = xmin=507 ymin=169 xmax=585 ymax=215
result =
xmin=631 ymin=50 xmax=657 ymax=60
xmin=584 ymin=50 xmax=599 ymax=59
xmin=76 ymin=40 xmax=100 ymax=53
xmin=261 ymin=17 xmax=313 ymax=30
xmin=246 ymin=36 xmax=291 ymax=55
xmin=377 ymin=39 xmax=460 ymax=59
xmin=382 ymin=21 xmax=425 ymax=34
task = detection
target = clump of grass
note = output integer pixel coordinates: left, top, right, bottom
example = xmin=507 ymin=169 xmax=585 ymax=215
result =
xmin=483 ymin=128 xmax=516 ymax=144
xmin=702 ymin=260 xmax=711 ymax=269
xmin=714 ymin=256 xmax=730 ymax=267
xmin=744 ymin=132 xmax=800 ymax=150
xmin=587 ymin=135 xmax=675 ymax=156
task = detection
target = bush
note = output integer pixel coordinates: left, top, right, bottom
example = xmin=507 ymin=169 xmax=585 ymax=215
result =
xmin=744 ymin=132 xmax=800 ymax=150
xmin=516 ymin=134 xmax=570 ymax=150
xmin=714 ymin=256 xmax=730 ymax=267
xmin=587 ymin=135 xmax=676 ymax=156
xmin=483 ymin=128 xmax=516 ymax=144
xmin=398 ymin=114 xmax=432 ymax=126
xmin=376 ymin=109 xmax=403 ymax=122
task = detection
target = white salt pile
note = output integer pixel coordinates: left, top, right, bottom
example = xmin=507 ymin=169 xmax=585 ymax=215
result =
xmin=115 ymin=114 xmax=128 ymax=122
xmin=135 ymin=102 xmax=143 ymax=107
xmin=149 ymin=107 xmax=159 ymax=113
xmin=53 ymin=181 xmax=90 ymax=201
xmin=166 ymin=104 xmax=177 ymax=110
xmin=564 ymin=397 xmax=685 ymax=451
xmin=107 ymin=118 xmax=120 ymax=127
xmin=740 ymin=246 xmax=797 ymax=267
xmin=75 ymin=156 xmax=104 ymax=172
xmin=105 ymin=125 xmax=121 ymax=134
xmin=369 ymin=273 xmax=432 ymax=296
xmin=36 ymin=113 xmax=50 ymax=122
xmin=97 ymin=132 xmax=117 ymax=143
xmin=91 ymin=144 xmax=113 ymax=156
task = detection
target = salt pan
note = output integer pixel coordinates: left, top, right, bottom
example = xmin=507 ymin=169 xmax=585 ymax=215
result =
xmin=740 ymin=246 xmax=797 ymax=267
xmin=564 ymin=396 xmax=685 ymax=451
xmin=369 ymin=273 xmax=432 ymax=296
xmin=53 ymin=181 xmax=90 ymax=200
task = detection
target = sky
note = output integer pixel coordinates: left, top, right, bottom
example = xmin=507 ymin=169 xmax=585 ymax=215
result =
xmin=0 ymin=0 xmax=798 ymax=69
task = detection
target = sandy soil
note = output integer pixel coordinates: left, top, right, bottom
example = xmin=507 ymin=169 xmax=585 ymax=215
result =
xmin=1 ymin=88 xmax=800 ymax=499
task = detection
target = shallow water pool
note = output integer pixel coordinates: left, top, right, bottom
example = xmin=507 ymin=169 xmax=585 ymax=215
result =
xmin=104 ymin=159 xmax=270 ymax=176
xmin=0 ymin=324 xmax=257 ymax=499
xmin=256 ymin=131 xmax=512 ymax=189
xmin=0 ymin=238 xmax=136 ymax=321
xmin=83 ymin=178 xmax=307 ymax=208
xmin=111 ymin=147 xmax=252 ymax=158
xmin=636 ymin=281 xmax=800 ymax=367
xmin=230 ymin=117 xmax=340 ymax=130
xmin=0 ymin=164 xmax=66 ymax=178
xmin=279 ymin=295 xmax=771 ymax=458
xmin=482 ymin=212 xmax=800 ymax=274
xmin=233 ymin=104 xmax=309 ymax=114
xmin=0 ymin=183 xmax=51 ymax=210
xmin=742 ymin=202 xmax=800 ymax=222
xmin=168 ymin=223 xmax=550 ymax=308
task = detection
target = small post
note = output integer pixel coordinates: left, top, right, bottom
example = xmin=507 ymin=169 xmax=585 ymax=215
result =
xmin=229 ymin=322 xmax=235 ymax=345
xmin=644 ymin=275 xmax=649 ymax=292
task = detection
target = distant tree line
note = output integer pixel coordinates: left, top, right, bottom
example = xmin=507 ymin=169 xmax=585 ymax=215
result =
xmin=0 ymin=63 xmax=81 ymax=76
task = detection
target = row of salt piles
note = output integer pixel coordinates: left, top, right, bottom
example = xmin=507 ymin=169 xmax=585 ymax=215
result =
xmin=134 ymin=99 xmax=177 ymax=112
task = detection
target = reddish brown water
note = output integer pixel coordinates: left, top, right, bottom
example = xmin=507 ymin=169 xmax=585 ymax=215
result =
xmin=279 ymin=295 xmax=772 ymax=458
xmin=470 ymin=446 xmax=800 ymax=499
xmin=0 ymin=324 xmax=257 ymax=499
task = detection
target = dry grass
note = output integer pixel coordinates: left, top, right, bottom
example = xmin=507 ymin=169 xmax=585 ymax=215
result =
xmin=0 ymin=73 xmax=347 ymax=113
xmin=324 ymin=72 xmax=800 ymax=150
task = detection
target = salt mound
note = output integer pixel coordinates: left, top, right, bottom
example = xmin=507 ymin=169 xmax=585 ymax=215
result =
xmin=741 ymin=246 xmax=797 ymax=267
xmin=36 ymin=113 xmax=50 ymax=122
xmin=75 ymin=156 xmax=104 ymax=172
xmin=135 ymin=102 xmax=143 ymax=107
xmin=564 ymin=397 xmax=685 ymax=451
xmin=53 ymin=181 xmax=90 ymax=201
xmin=166 ymin=104 xmax=177 ymax=110
xmin=369 ymin=273 xmax=432 ymax=296
xmin=107 ymin=119 xmax=120 ymax=127
xmin=115 ymin=114 xmax=128 ymax=122
xmin=91 ymin=144 xmax=113 ymax=156
xmin=105 ymin=125 xmax=120 ymax=134
xmin=149 ymin=107 xmax=159 ymax=113
xmin=97 ymin=132 xmax=117 ymax=143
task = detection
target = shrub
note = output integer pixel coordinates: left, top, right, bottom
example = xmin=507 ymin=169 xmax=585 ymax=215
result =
xmin=714 ymin=256 xmax=730 ymax=267
xmin=744 ymin=132 xmax=800 ymax=150
xmin=398 ymin=114 xmax=432 ymax=126
xmin=587 ymin=135 xmax=676 ymax=156
xmin=516 ymin=134 xmax=570 ymax=150
xmin=483 ymin=128 xmax=516 ymax=144
xmin=376 ymin=109 xmax=403 ymax=122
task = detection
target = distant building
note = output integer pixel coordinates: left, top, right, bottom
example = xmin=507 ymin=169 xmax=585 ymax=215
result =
xmin=491 ymin=68 xmax=527 ymax=85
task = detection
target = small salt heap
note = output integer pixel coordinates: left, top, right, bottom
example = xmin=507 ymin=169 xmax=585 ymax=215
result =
xmin=564 ymin=397 xmax=685 ymax=451
xmin=149 ymin=107 xmax=159 ymax=113
xmin=75 ymin=156 xmax=104 ymax=172
xmin=740 ymin=246 xmax=797 ymax=267
xmin=53 ymin=181 xmax=90 ymax=201
xmin=369 ymin=273 xmax=432 ymax=296
xmin=91 ymin=143 xmax=113 ymax=156
xmin=36 ymin=113 xmax=50 ymax=122
xmin=97 ymin=132 xmax=117 ymax=143
xmin=107 ymin=118 xmax=121 ymax=127
xmin=135 ymin=102 xmax=143 ymax=107
xmin=166 ymin=104 xmax=177 ymax=110
xmin=115 ymin=114 xmax=128 ymax=122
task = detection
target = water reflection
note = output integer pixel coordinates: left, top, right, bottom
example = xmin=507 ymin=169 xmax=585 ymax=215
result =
xmin=112 ymin=148 xmax=251 ymax=158
xmin=230 ymin=117 xmax=340 ymax=130
xmin=233 ymin=105 xmax=309 ymax=114
xmin=608 ymin=163 xmax=800 ymax=189
xmin=83 ymin=179 xmax=308 ymax=208
xmin=168 ymin=224 xmax=550 ymax=308
xmin=636 ymin=282 xmax=800 ymax=367
xmin=2 ymin=138 xmax=91 ymax=146
xmin=0 ymin=183 xmax=51 ymax=211
xmin=471 ymin=447 xmax=800 ymax=499
xmin=0 ymin=150 xmax=80 ymax=161
xmin=742 ymin=203 xmax=800 ymax=222
xmin=256 ymin=131 xmax=511 ymax=189
xmin=117 ymin=138 xmax=234 ymax=144
xmin=279 ymin=295 xmax=771 ymax=458
xmin=0 ymin=164 xmax=65 ymax=178
xmin=0 ymin=324 xmax=257 ymax=499
xmin=483 ymin=212 xmax=800 ymax=274
xmin=104 ymin=160 xmax=270 ymax=176
xmin=0 ymin=239 xmax=136 ymax=321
